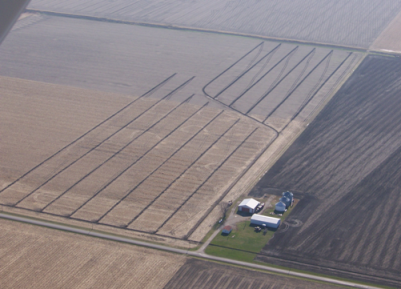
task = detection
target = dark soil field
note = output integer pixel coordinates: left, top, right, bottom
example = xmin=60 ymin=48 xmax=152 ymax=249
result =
xmin=28 ymin=0 xmax=401 ymax=48
xmin=250 ymin=55 xmax=401 ymax=287
xmin=164 ymin=258 xmax=340 ymax=289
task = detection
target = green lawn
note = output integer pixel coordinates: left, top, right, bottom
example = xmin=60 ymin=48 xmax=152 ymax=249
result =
xmin=205 ymin=195 xmax=299 ymax=262
xmin=210 ymin=220 xmax=275 ymax=252
xmin=205 ymin=220 xmax=276 ymax=261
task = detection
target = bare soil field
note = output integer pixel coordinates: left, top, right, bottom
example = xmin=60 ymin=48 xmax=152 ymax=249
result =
xmin=0 ymin=75 xmax=275 ymax=240
xmin=0 ymin=218 xmax=185 ymax=289
xmin=164 ymin=258 xmax=341 ymax=289
xmin=27 ymin=0 xmax=401 ymax=48
xmin=0 ymin=15 xmax=360 ymax=243
xmin=1 ymin=218 xmax=339 ymax=288
xmin=0 ymin=15 xmax=361 ymax=122
xmin=250 ymin=55 xmax=401 ymax=287
xmin=371 ymin=9 xmax=401 ymax=53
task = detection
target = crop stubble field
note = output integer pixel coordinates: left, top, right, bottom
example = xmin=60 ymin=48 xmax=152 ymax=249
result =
xmin=27 ymin=0 xmax=401 ymax=48
xmin=1 ymin=218 xmax=341 ymax=288
xmin=0 ymin=14 xmax=360 ymax=243
xmin=164 ymin=258 xmax=340 ymax=289
xmin=0 ymin=75 xmax=275 ymax=240
xmin=250 ymin=55 xmax=401 ymax=286
xmin=0 ymin=219 xmax=185 ymax=289
xmin=371 ymin=8 xmax=401 ymax=53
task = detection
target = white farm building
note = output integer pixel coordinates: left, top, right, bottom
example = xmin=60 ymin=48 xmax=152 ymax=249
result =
xmin=238 ymin=198 xmax=259 ymax=213
xmin=250 ymin=214 xmax=281 ymax=229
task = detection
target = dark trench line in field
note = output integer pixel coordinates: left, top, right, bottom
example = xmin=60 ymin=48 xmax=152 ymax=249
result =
xmin=202 ymin=42 xmax=264 ymax=99
xmin=0 ymin=203 xmax=201 ymax=245
xmin=39 ymin=93 xmax=196 ymax=213
xmin=262 ymin=50 xmax=333 ymax=124
xmin=242 ymin=41 xmax=266 ymax=75
xmin=246 ymin=47 xmax=316 ymax=115
xmin=14 ymin=75 xmax=195 ymax=207
xmin=92 ymin=109 xmax=225 ymax=223
xmin=213 ymin=44 xmax=281 ymax=100
xmin=284 ymin=48 xmax=316 ymax=100
xmin=281 ymin=52 xmax=356 ymax=132
xmin=185 ymin=132 xmax=277 ymax=240
xmin=255 ymin=46 xmax=297 ymax=106
xmin=242 ymin=49 xmax=276 ymax=97
xmin=155 ymin=127 xmax=259 ymax=234
xmin=0 ymin=73 xmax=176 ymax=196
xmin=67 ymin=101 xmax=213 ymax=219
xmin=228 ymin=46 xmax=299 ymax=107
xmin=126 ymin=118 xmax=241 ymax=228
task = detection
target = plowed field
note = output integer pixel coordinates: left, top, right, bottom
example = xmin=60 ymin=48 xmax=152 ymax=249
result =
xmin=0 ymin=14 xmax=360 ymax=243
xmin=0 ymin=218 xmax=185 ymax=289
xmin=164 ymin=258 xmax=340 ymax=289
xmin=250 ymin=55 xmax=401 ymax=287
xmin=27 ymin=0 xmax=401 ymax=48
xmin=0 ymin=76 xmax=273 ymax=240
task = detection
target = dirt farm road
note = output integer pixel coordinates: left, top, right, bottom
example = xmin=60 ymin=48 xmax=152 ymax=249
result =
xmin=0 ymin=213 xmax=381 ymax=289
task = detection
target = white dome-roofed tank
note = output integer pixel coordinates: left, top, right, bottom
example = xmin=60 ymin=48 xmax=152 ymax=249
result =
xmin=275 ymin=201 xmax=286 ymax=213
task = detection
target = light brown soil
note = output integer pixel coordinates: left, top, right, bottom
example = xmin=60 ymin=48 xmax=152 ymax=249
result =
xmin=0 ymin=76 xmax=273 ymax=241
xmin=0 ymin=218 xmax=185 ymax=289
xmin=371 ymin=9 xmax=401 ymax=53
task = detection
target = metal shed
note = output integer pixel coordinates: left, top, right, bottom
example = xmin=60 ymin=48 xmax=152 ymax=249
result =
xmin=222 ymin=225 xmax=232 ymax=234
xmin=238 ymin=198 xmax=259 ymax=214
xmin=250 ymin=214 xmax=281 ymax=229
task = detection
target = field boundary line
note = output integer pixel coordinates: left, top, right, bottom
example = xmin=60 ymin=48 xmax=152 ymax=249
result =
xmin=126 ymin=118 xmax=241 ymax=228
xmin=0 ymin=73 xmax=176 ymax=196
xmin=263 ymin=50 xmax=333 ymax=123
xmin=25 ymin=9 xmax=369 ymax=53
xmin=229 ymin=45 xmax=297 ymax=107
xmin=40 ymin=93 xmax=196 ymax=213
xmin=202 ymin=41 xmax=264 ymax=98
xmin=238 ymin=53 xmax=367 ymax=199
xmin=247 ymin=48 xmax=316 ymax=115
xmin=94 ymin=109 xmax=225 ymax=223
xmin=0 ymin=212 xmax=383 ymax=289
xmin=67 ymin=96 xmax=206 ymax=219
xmin=156 ymin=127 xmax=259 ymax=234
xmin=302 ymin=53 xmax=368 ymax=125
xmin=185 ymin=128 xmax=278 ymax=239
xmin=279 ymin=52 xmax=353 ymax=132
xmin=213 ymin=43 xmax=281 ymax=99
xmin=14 ymin=75 xmax=194 ymax=207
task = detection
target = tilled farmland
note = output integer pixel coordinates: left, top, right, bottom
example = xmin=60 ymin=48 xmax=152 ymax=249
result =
xmin=27 ymin=0 xmax=401 ymax=48
xmin=164 ymin=258 xmax=340 ymax=289
xmin=1 ymin=218 xmax=341 ymax=288
xmin=0 ymin=75 xmax=275 ymax=240
xmin=0 ymin=15 xmax=361 ymax=125
xmin=202 ymin=42 xmax=359 ymax=132
xmin=250 ymin=55 xmax=401 ymax=286
xmin=0 ymin=14 xmax=361 ymax=242
xmin=0 ymin=219 xmax=185 ymax=289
